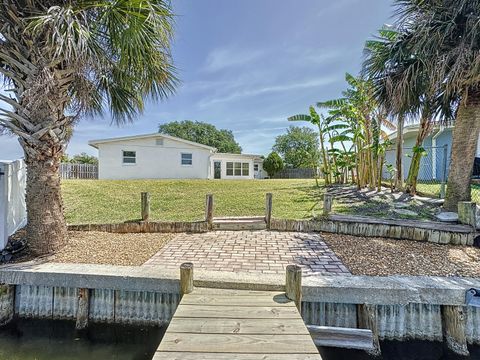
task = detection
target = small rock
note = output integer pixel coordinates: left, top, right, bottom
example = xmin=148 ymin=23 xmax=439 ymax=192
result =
xmin=393 ymin=202 xmax=410 ymax=209
xmin=393 ymin=209 xmax=418 ymax=216
xmin=436 ymin=212 xmax=459 ymax=223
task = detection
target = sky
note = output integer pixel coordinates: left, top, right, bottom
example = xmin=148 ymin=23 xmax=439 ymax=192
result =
xmin=0 ymin=0 xmax=393 ymax=160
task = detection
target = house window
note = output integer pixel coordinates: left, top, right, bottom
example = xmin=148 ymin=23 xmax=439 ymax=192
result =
xmin=226 ymin=162 xmax=234 ymax=176
xmin=234 ymin=162 xmax=242 ymax=176
xmin=156 ymin=138 xmax=164 ymax=146
xmin=226 ymin=162 xmax=250 ymax=176
xmin=254 ymin=164 xmax=259 ymax=171
xmin=181 ymin=153 xmax=193 ymax=165
xmin=122 ymin=151 xmax=136 ymax=164
xmin=242 ymin=163 xmax=249 ymax=176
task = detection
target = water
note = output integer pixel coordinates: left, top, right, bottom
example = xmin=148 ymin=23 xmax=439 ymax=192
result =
xmin=1 ymin=319 xmax=480 ymax=360
xmin=320 ymin=341 xmax=480 ymax=360
xmin=0 ymin=319 xmax=166 ymax=360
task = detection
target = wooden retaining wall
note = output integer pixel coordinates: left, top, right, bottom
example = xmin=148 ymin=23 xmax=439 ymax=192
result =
xmin=67 ymin=215 xmax=475 ymax=245
xmin=68 ymin=221 xmax=208 ymax=233
xmin=270 ymin=214 xmax=475 ymax=246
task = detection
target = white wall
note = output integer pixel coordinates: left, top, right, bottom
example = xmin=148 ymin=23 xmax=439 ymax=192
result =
xmin=97 ymin=137 xmax=213 ymax=180
xmin=0 ymin=159 xmax=27 ymax=250
xmin=209 ymin=154 xmax=255 ymax=180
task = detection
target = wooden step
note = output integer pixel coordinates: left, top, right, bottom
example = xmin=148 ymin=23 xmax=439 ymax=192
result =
xmin=213 ymin=217 xmax=267 ymax=230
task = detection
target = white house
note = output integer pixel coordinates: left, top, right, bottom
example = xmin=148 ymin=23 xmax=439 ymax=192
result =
xmin=89 ymin=133 xmax=265 ymax=180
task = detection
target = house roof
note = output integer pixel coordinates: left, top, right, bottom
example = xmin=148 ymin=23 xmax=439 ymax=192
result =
xmin=387 ymin=123 xmax=454 ymax=141
xmin=88 ymin=133 xmax=217 ymax=151
xmin=212 ymin=153 xmax=263 ymax=161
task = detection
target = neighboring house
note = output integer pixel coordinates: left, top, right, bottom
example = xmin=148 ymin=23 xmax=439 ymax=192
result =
xmin=89 ymin=133 xmax=265 ymax=180
xmin=385 ymin=122 xmax=480 ymax=180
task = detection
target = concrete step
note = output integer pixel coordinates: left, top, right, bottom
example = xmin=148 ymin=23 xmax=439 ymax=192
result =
xmin=212 ymin=217 xmax=267 ymax=230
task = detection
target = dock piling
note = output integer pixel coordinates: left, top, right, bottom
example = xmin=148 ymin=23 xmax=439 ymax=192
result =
xmin=285 ymin=264 xmax=302 ymax=311
xmin=180 ymin=262 xmax=194 ymax=296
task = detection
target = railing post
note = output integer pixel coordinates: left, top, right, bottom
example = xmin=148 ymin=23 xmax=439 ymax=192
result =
xmin=440 ymin=144 xmax=448 ymax=199
xmin=285 ymin=264 xmax=302 ymax=312
xmin=205 ymin=194 xmax=214 ymax=230
xmin=180 ymin=262 xmax=194 ymax=297
xmin=141 ymin=192 xmax=150 ymax=221
xmin=323 ymin=194 xmax=333 ymax=216
xmin=265 ymin=193 xmax=273 ymax=229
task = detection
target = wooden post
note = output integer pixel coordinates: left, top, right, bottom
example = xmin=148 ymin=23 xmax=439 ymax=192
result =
xmin=285 ymin=265 xmax=302 ymax=312
xmin=180 ymin=262 xmax=194 ymax=297
xmin=442 ymin=305 xmax=469 ymax=356
xmin=205 ymin=194 xmax=214 ymax=230
xmin=458 ymin=201 xmax=476 ymax=229
xmin=75 ymin=288 xmax=90 ymax=330
xmin=265 ymin=193 xmax=273 ymax=229
xmin=323 ymin=194 xmax=333 ymax=216
xmin=357 ymin=304 xmax=381 ymax=356
xmin=0 ymin=284 xmax=14 ymax=326
xmin=141 ymin=192 xmax=150 ymax=221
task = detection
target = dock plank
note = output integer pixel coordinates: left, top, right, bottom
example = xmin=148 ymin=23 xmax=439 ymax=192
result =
xmin=156 ymin=288 xmax=322 ymax=359
xmin=173 ymin=304 xmax=300 ymax=319
xmin=166 ymin=317 xmax=308 ymax=334
xmin=181 ymin=293 xmax=292 ymax=306
xmin=153 ymin=352 xmax=322 ymax=360
xmin=157 ymin=333 xmax=319 ymax=354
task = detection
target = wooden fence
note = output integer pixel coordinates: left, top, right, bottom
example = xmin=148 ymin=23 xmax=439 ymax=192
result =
xmin=272 ymin=168 xmax=317 ymax=179
xmin=60 ymin=163 xmax=98 ymax=179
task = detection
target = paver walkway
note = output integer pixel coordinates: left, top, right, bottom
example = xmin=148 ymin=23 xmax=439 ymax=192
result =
xmin=144 ymin=231 xmax=350 ymax=276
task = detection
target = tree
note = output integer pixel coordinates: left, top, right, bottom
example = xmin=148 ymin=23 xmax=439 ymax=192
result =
xmin=288 ymin=107 xmax=332 ymax=185
xmin=381 ymin=0 xmax=480 ymax=210
xmin=263 ymin=152 xmax=284 ymax=178
xmin=363 ymin=27 xmax=452 ymax=195
xmin=159 ymin=120 xmax=242 ymax=153
xmin=71 ymin=153 xmax=98 ymax=165
xmin=273 ymin=126 xmax=320 ymax=168
xmin=0 ymin=1 xmax=177 ymax=254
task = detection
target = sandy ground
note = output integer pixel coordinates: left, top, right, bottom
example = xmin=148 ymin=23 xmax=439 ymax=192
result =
xmin=49 ymin=231 xmax=174 ymax=266
xmin=322 ymin=232 xmax=480 ymax=277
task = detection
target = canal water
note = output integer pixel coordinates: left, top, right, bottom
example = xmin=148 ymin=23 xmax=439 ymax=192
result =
xmin=0 ymin=319 xmax=479 ymax=360
xmin=0 ymin=319 xmax=166 ymax=360
xmin=320 ymin=341 xmax=480 ymax=360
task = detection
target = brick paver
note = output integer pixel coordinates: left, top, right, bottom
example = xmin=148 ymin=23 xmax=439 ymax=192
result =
xmin=144 ymin=231 xmax=351 ymax=276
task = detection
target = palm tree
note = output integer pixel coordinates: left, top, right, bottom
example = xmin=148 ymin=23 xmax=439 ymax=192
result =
xmin=378 ymin=0 xmax=480 ymax=210
xmin=0 ymin=1 xmax=177 ymax=254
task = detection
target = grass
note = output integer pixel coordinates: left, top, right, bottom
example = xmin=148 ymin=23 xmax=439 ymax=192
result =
xmin=62 ymin=179 xmax=324 ymax=224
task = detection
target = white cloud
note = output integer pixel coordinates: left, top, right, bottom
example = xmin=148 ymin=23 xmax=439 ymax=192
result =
xmin=198 ymin=75 xmax=338 ymax=108
xmin=203 ymin=47 xmax=265 ymax=73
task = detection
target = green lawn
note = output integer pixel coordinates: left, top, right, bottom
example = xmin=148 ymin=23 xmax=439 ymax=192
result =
xmin=62 ymin=179 xmax=323 ymax=224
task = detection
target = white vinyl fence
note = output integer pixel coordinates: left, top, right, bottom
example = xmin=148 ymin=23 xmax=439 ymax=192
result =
xmin=0 ymin=159 xmax=27 ymax=250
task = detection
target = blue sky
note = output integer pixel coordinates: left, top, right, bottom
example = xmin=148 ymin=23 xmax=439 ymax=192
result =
xmin=0 ymin=0 xmax=393 ymax=160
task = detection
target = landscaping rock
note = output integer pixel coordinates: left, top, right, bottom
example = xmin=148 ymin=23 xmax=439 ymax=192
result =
xmin=393 ymin=209 xmax=418 ymax=217
xmin=393 ymin=202 xmax=410 ymax=209
xmin=436 ymin=212 xmax=459 ymax=223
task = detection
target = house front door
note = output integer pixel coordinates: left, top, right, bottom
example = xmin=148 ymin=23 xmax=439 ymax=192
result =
xmin=214 ymin=161 xmax=221 ymax=179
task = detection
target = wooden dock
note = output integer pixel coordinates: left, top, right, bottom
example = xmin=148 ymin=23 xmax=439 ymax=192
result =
xmin=153 ymin=288 xmax=322 ymax=360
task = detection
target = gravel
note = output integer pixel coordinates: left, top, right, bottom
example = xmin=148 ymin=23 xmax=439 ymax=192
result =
xmin=50 ymin=231 xmax=174 ymax=266
xmin=321 ymin=232 xmax=480 ymax=277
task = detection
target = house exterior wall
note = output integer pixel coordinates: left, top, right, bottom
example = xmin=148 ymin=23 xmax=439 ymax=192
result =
xmin=384 ymin=128 xmax=453 ymax=181
xmin=209 ymin=154 xmax=256 ymax=180
xmin=97 ymin=137 xmax=213 ymax=180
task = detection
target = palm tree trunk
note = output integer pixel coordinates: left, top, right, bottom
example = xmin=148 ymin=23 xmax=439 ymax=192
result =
xmin=395 ymin=115 xmax=405 ymax=191
xmin=444 ymin=89 xmax=480 ymax=210
xmin=405 ymin=116 xmax=431 ymax=194
xmin=24 ymin=144 xmax=68 ymax=255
